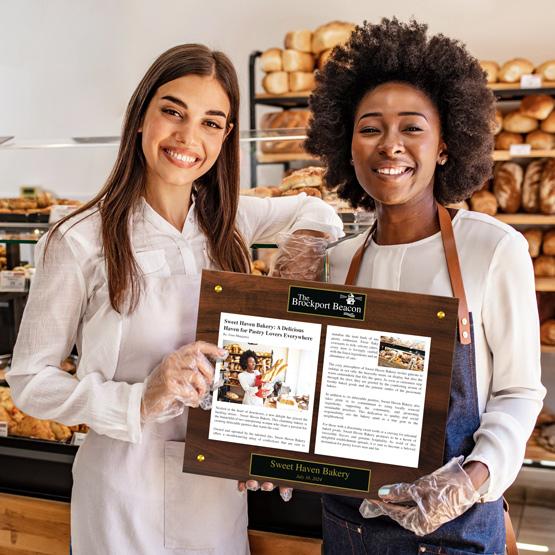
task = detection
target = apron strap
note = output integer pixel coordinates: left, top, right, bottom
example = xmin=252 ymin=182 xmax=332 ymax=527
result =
xmin=437 ymin=204 xmax=471 ymax=345
xmin=343 ymin=204 xmax=471 ymax=345
xmin=503 ymin=498 xmax=519 ymax=555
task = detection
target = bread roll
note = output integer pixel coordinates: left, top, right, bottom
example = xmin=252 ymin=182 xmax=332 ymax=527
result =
xmin=259 ymin=110 xmax=310 ymax=154
xmin=284 ymin=30 xmax=312 ymax=53
xmin=282 ymin=186 xmax=322 ymax=198
xmin=289 ymin=71 xmax=316 ymax=92
xmin=541 ymin=112 xmax=555 ymax=133
xmin=522 ymin=159 xmax=545 ymax=213
xmin=262 ymin=72 xmax=289 ymax=95
xmin=534 ymin=255 xmax=555 ymax=277
xmin=282 ymin=49 xmax=315 ymax=72
xmin=495 ymin=131 xmax=524 ymax=150
xmin=535 ymin=60 xmax=555 ymax=82
xmin=493 ymin=110 xmax=503 ymax=135
xmin=318 ymin=49 xmax=333 ymax=70
xmin=469 ymin=190 xmax=498 ymax=216
xmin=526 ymin=130 xmax=555 ymax=150
xmin=523 ymin=229 xmax=543 ymax=257
xmin=503 ymin=111 xmax=539 ymax=133
xmin=541 ymin=320 xmax=555 ymax=345
xmin=280 ymin=166 xmax=325 ymax=190
xmin=493 ymin=162 xmax=523 ymax=213
xmin=445 ymin=200 xmax=469 ymax=210
xmin=520 ymin=95 xmax=555 ymax=120
xmin=480 ymin=61 xmax=499 ymax=83
xmin=261 ymin=49 xmax=283 ymax=72
xmin=540 ymin=159 xmax=555 ymax=214
xmin=543 ymin=230 xmax=555 ymax=255
xmin=498 ymin=58 xmax=535 ymax=83
xmin=312 ymin=21 xmax=355 ymax=55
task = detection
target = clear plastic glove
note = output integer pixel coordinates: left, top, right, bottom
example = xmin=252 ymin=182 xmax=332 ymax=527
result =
xmin=359 ymin=457 xmax=480 ymax=536
xmin=271 ymin=231 xmax=329 ymax=281
xmin=237 ymin=480 xmax=293 ymax=502
xmin=141 ymin=341 xmax=227 ymax=424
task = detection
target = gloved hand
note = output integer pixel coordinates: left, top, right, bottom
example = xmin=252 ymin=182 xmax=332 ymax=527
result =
xmin=271 ymin=231 xmax=329 ymax=281
xmin=141 ymin=341 xmax=227 ymax=423
xmin=238 ymin=480 xmax=294 ymax=502
xmin=359 ymin=457 xmax=480 ymax=536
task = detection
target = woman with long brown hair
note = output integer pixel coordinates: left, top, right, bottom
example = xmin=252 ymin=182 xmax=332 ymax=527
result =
xmin=6 ymin=44 xmax=342 ymax=554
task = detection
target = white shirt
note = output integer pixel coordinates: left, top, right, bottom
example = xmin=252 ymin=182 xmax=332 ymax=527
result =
xmin=329 ymin=209 xmax=545 ymax=501
xmin=7 ymin=194 xmax=343 ymax=443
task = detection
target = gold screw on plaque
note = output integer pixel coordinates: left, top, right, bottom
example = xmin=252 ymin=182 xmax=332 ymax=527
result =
xmin=437 ymin=311 xmax=446 ymax=319
xmin=197 ymin=454 xmax=205 ymax=462
xmin=214 ymin=285 xmax=223 ymax=293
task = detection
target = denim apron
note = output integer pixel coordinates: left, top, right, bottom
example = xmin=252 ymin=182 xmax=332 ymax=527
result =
xmin=322 ymin=205 xmax=506 ymax=555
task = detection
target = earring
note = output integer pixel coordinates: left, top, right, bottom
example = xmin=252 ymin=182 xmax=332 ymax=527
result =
xmin=350 ymin=159 xmax=354 ymax=165
xmin=439 ymin=157 xmax=447 ymax=166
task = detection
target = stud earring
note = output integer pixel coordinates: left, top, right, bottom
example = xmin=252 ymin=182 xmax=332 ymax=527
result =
xmin=439 ymin=158 xmax=447 ymax=166
xmin=350 ymin=159 xmax=354 ymax=165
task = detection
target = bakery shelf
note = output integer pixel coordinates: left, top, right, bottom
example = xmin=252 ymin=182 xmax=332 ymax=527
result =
xmin=535 ymin=278 xmax=555 ymax=292
xmin=489 ymin=82 xmax=555 ymax=100
xmin=541 ymin=345 xmax=555 ymax=354
xmin=492 ymin=149 xmax=555 ymax=161
xmin=254 ymin=92 xmax=310 ymax=109
xmin=257 ymin=152 xmax=317 ymax=164
xmin=495 ymin=214 xmax=555 ymax=225
xmin=524 ymin=435 xmax=555 ymax=466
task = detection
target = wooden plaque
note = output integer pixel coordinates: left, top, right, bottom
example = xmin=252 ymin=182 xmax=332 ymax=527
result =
xmin=183 ymin=269 xmax=458 ymax=498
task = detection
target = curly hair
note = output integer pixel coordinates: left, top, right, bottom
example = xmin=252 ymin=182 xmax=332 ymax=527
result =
xmin=239 ymin=349 xmax=258 ymax=370
xmin=305 ymin=18 xmax=496 ymax=209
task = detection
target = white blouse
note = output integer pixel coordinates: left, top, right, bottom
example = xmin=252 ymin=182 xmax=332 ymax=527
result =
xmin=329 ymin=209 xmax=546 ymax=502
xmin=7 ymin=194 xmax=343 ymax=444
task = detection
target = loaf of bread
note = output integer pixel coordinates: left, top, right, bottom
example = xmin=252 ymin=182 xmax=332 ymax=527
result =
xmin=480 ymin=61 xmax=499 ymax=83
xmin=541 ymin=319 xmax=555 ymax=345
xmin=541 ymin=112 xmax=555 ymax=133
xmin=543 ymin=230 xmax=555 ymax=255
xmin=282 ymin=186 xmax=322 ymax=198
xmin=495 ymin=131 xmax=524 ymax=150
xmin=526 ymin=130 xmax=555 ymax=150
xmin=493 ymin=110 xmax=503 ymax=135
xmin=318 ymin=49 xmax=333 ymax=70
xmin=469 ymin=190 xmax=498 ymax=216
xmin=534 ymin=255 xmax=555 ymax=277
xmin=280 ymin=166 xmax=325 ymax=191
xmin=312 ymin=21 xmax=355 ymax=55
xmin=520 ymin=95 xmax=555 ymax=120
xmin=261 ymin=49 xmax=283 ymax=72
xmin=540 ymin=159 xmax=555 ymax=214
xmin=523 ymin=229 xmax=543 ymax=257
xmin=493 ymin=162 xmax=523 ymax=213
xmin=262 ymin=72 xmax=289 ymax=95
xmin=259 ymin=110 xmax=310 ymax=154
xmin=289 ymin=71 xmax=315 ymax=92
xmin=498 ymin=58 xmax=535 ymax=83
xmin=445 ymin=200 xmax=469 ymax=210
xmin=522 ymin=159 xmax=545 ymax=213
xmin=284 ymin=30 xmax=313 ymax=53
xmin=535 ymin=60 xmax=555 ymax=82
xmin=503 ymin=111 xmax=539 ymax=133
xmin=282 ymin=49 xmax=315 ymax=72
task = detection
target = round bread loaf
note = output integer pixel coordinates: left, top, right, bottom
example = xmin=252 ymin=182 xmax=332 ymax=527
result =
xmin=289 ymin=71 xmax=315 ymax=92
xmin=526 ymin=130 xmax=555 ymax=150
xmin=534 ymin=255 xmax=555 ymax=277
xmin=520 ymin=95 xmax=555 ymax=120
xmin=495 ymin=131 xmax=524 ymax=150
xmin=284 ymin=30 xmax=313 ymax=53
xmin=469 ymin=190 xmax=498 ymax=216
xmin=503 ymin=111 xmax=539 ymax=133
xmin=318 ymin=49 xmax=333 ymax=70
xmin=522 ymin=229 xmax=543 ymax=258
xmin=479 ymin=61 xmax=499 ymax=83
xmin=493 ymin=162 xmax=523 ymax=213
xmin=262 ymin=72 xmax=289 ymax=95
xmin=311 ymin=21 xmax=355 ymax=55
xmin=541 ymin=112 xmax=555 ymax=133
xmin=261 ymin=49 xmax=283 ymax=72
xmin=543 ymin=230 xmax=555 ymax=256
xmin=522 ymin=159 xmax=545 ymax=213
xmin=498 ymin=58 xmax=535 ymax=83
xmin=535 ymin=60 xmax=555 ymax=82
xmin=282 ymin=49 xmax=315 ymax=73
xmin=493 ymin=110 xmax=503 ymax=135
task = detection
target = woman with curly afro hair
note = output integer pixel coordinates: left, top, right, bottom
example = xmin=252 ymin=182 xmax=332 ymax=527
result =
xmin=307 ymin=18 xmax=545 ymax=554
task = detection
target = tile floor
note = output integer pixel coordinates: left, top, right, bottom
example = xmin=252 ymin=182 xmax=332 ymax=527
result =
xmin=509 ymin=502 xmax=555 ymax=554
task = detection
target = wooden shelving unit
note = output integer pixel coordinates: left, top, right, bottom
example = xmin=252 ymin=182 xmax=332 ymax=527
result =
xmin=257 ymin=152 xmax=317 ymax=164
xmin=525 ymin=434 xmax=555 ymax=464
xmin=535 ymin=278 xmax=555 ymax=292
xmin=541 ymin=345 xmax=555 ymax=354
xmin=493 ymin=149 xmax=555 ymax=161
xmin=495 ymin=214 xmax=555 ymax=225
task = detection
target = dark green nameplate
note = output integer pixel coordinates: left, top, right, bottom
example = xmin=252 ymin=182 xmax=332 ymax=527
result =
xmin=250 ymin=453 xmax=371 ymax=492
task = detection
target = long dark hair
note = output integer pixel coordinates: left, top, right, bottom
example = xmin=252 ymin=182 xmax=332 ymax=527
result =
xmin=48 ymin=44 xmax=250 ymax=312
